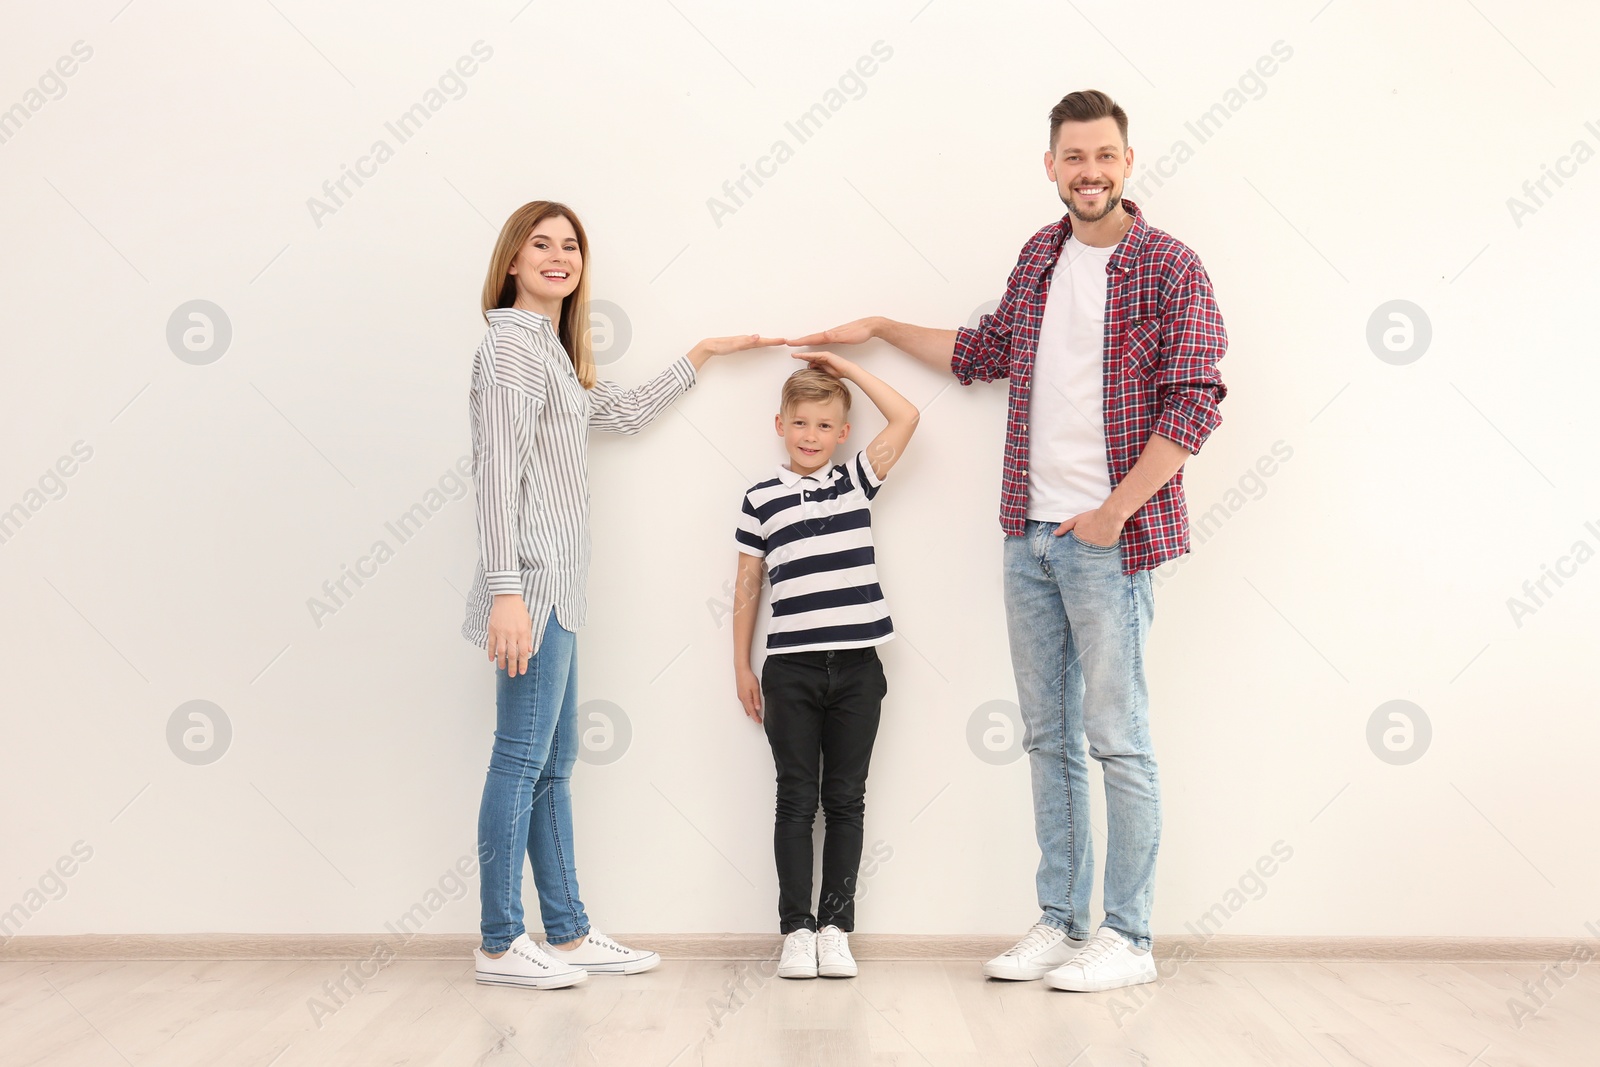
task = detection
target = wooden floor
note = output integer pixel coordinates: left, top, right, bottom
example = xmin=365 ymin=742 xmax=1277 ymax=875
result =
xmin=4 ymin=955 xmax=1596 ymax=1067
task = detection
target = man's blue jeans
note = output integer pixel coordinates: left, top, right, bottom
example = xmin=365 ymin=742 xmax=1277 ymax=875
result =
xmin=1003 ymin=520 xmax=1160 ymax=950
xmin=477 ymin=608 xmax=589 ymax=953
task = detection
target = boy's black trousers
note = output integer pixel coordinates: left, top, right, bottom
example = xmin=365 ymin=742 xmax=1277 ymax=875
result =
xmin=761 ymin=645 xmax=887 ymax=934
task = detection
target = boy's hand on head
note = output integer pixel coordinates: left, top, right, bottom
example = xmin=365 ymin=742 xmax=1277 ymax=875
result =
xmin=736 ymin=667 xmax=763 ymax=724
xmin=792 ymin=349 xmax=856 ymax=379
xmin=786 ymin=317 xmax=881 ymax=348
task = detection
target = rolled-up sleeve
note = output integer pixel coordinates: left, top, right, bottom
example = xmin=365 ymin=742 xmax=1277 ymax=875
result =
xmin=952 ymin=257 xmax=1027 ymax=385
xmin=1151 ymin=263 xmax=1228 ymax=455
xmin=588 ymin=355 xmax=697 ymax=434
xmin=475 ymin=382 xmax=540 ymax=596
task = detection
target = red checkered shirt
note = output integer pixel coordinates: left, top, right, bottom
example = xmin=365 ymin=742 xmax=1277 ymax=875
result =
xmin=952 ymin=198 xmax=1228 ymax=575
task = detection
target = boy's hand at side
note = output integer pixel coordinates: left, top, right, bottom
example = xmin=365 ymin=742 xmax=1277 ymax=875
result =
xmin=733 ymin=551 xmax=767 ymax=726
xmin=736 ymin=667 xmax=763 ymax=724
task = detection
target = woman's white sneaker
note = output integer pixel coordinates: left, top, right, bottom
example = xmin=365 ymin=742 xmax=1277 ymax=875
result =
xmin=816 ymin=925 xmax=857 ymax=978
xmin=544 ymin=928 xmax=661 ymax=975
xmin=1044 ymin=927 xmax=1157 ymax=992
xmin=474 ymin=933 xmax=588 ymax=989
xmin=777 ymin=928 xmax=818 ymax=979
xmin=983 ymin=922 xmax=1086 ymax=981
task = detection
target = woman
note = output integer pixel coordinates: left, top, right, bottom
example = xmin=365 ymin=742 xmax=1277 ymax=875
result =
xmin=464 ymin=200 xmax=776 ymax=989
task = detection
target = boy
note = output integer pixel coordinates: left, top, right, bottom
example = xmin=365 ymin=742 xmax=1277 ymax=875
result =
xmin=732 ymin=351 xmax=919 ymax=979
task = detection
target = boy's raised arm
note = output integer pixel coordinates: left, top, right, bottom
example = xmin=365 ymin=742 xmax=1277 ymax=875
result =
xmin=791 ymin=351 xmax=919 ymax=482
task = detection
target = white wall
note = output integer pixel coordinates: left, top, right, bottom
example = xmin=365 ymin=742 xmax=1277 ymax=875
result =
xmin=3 ymin=0 xmax=1596 ymax=944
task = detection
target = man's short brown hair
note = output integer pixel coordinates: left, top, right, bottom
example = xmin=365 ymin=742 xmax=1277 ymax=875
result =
xmin=1049 ymin=89 xmax=1129 ymax=150
xmin=781 ymin=366 xmax=852 ymax=418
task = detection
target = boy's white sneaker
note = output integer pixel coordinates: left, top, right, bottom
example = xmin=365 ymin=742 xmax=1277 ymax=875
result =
xmin=777 ymin=928 xmax=818 ymax=979
xmin=1044 ymin=926 xmax=1157 ymax=992
xmin=542 ymin=928 xmax=660 ymax=975
xmin=982 ymin=922 xmax=1086 ymax=981
xmin=474 ymin=933 xmax=588 ymax=989
xmin=816 ymin=925 xmax=857 ymax=978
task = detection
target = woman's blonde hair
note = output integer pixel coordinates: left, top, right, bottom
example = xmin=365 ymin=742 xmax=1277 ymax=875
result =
xmin=480 ymin=200 xmax=596 ymax=389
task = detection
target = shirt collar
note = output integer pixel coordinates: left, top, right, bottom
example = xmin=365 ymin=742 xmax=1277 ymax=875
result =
xmin=486 ymin=306 xmax=554 ymax=331
xmin=776 ymin=458 xmax=838 ymax=486
xmin=1052 ymin=197 xmax=1147 ymax=273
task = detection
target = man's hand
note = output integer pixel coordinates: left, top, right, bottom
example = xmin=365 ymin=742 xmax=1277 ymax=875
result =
xmin=786 ymin=317 xmax=882 ymax=348
xmin=791 ymin=350 xmax=859 ymax=379
xmin=1054 ymin=506 xmax=1125 ymax=547
xmin=736 ymin=667 xmax=763 ymax=724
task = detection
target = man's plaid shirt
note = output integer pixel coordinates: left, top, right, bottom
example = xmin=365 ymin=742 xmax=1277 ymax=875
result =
xmin=951 ymin=199 xmax=1228 ymax=574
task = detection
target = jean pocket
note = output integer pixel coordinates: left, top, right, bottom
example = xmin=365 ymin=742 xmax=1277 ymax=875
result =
xmin=1069 ymin=529 xmax=1120 ymax=552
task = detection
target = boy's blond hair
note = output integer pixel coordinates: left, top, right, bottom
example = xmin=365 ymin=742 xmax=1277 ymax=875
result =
xmin=781 ymin=365 xmax=852 ymax=418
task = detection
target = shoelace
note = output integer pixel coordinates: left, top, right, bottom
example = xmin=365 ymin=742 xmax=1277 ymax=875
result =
xmin=782 ymin=931 xmax=816 ymax=962
xmin=1002 ymin=924 xmax=1061 ymax=957
xmin=1068 ymin=931 xmax=1124 ymax=970
xmin=509 ymin=945 xmax=550 ymax=970
xmin=586 ymin=931 xmax=622 ymax=954
xmin=817 ymin=929 xmax=845 ymax=956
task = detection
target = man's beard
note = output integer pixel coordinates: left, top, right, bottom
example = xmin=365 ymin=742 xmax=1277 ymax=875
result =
xmin=1061 ymin=186 xmax=1123 ymax=223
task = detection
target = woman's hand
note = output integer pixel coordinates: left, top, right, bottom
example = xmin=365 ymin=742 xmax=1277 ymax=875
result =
xmin=687 ymin=334 xmax=786 ymax=371
xmin=487 ymin=594 xmax=534 ymax=676
xmin=736 ymin=667 xmax=763 ymax=724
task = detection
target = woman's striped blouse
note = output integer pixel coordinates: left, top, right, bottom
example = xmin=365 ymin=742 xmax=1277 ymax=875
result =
xmin=460 ymin=307 xmax=696 ymax=653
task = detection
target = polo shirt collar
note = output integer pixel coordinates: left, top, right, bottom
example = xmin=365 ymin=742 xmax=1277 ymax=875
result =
xmin=776 ymin=458 xmax=838 ymax=486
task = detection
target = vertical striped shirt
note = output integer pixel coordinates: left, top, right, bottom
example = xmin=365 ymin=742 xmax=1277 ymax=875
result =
xmin=736 ymin=449 xmax=895 ymax=654
xmin=461 ymin=307 xmax=696 ymax=652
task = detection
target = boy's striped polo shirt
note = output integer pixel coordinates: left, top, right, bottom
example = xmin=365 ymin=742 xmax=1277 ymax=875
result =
xmin=735 ymin=448 xmax=895 ymax=654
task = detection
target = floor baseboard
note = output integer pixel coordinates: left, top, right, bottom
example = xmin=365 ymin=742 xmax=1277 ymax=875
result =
xmin=1 ymin=932 xmax=1584 ymax=962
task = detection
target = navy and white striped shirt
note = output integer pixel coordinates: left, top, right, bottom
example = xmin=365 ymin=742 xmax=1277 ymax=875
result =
xmin=461 ymin=307 xmax=696 ymax=653
xmin=736 ymin=449 xmax=895 ymax=654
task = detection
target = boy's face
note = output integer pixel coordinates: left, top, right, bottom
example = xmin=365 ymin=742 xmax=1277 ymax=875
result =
xmin=775 ymin=398 xmax=849 ymax=475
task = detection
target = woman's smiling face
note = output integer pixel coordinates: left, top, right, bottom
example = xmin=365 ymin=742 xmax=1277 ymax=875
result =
xmin=508 ymin=213 xmax=582 ymax=309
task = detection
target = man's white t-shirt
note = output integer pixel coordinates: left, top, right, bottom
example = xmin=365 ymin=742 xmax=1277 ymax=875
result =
xmin=1026 ymin=233 xmax=1118 ymax=522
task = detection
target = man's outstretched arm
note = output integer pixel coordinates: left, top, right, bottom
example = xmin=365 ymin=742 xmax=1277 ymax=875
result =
xmin=786 ymin=317 xmax=958 ymax=375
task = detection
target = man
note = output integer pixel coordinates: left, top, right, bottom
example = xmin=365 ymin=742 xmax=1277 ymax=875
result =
xmin=788 ymin=89 xmax=1227 ymax=992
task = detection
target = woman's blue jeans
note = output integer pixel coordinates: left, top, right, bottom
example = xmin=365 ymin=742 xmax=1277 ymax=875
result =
xmin=477 ymin=608 xmax=589 ymax=953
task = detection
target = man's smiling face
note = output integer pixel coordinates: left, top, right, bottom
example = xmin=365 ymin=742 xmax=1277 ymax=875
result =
xmin=1044 ymin=115 xmax=1133 ymax=223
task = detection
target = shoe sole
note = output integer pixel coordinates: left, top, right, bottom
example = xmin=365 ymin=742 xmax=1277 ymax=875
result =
xmin=475 ymin=970 xmax=588 ymax=990
xmin=777 ymin=967 xmax=818 ymax=979
xmin=818 ymin=966 xmax=857 ymax=978
xmin=579 ymin=953 xmax=662 ymax=976
xmin=1045 ymin=970 xmax=1157 ymax=993
xmin=982 ymin=967 xmax=1048 ymax=981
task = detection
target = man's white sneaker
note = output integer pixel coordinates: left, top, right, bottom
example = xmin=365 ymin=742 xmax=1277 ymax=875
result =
xmin=983 ymin=922 xmax=1087 ymax=981
xmin=1044 ymin=926 xmax=1157 ymax=992
xmin=542 ymin=928 xmax=660 ymax=975
xmin=777 ymin=928 xmax=818 ymax=979
xmin=474 ymin=933 xmax=587 ymax=989
xmin=816 ymin=925 xmax=857 ymax=978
